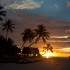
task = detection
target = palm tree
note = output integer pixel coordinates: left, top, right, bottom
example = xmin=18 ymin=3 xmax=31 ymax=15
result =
xmin=2 ymin=19 xmax=15 ymax=40
xmin=0 ymin=6 xmax=6 ymax=21
xmin=7 ymin=38 xmax=15 ymax=46
xmin=43 ymin=44 xmax=53 ymax=54
xmin=29 ymin=24 xmax=50 ymax=47
xmin=21 ymin=28 xmax=35 ymax=49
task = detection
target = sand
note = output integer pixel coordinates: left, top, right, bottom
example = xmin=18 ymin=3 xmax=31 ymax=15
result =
xmin=0 ymin=57 xmax=70 ymax=70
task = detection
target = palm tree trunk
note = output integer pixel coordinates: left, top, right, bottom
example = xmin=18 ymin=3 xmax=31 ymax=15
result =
xmin=21 ymin=42 xmax=25 ymax=49
xmin=28 ymin=42 xmax=35 ymax=47
xmin=21 ymin=42 xmax=25 ymax=53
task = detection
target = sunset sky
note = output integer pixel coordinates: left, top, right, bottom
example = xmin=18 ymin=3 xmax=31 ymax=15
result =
xmin=0 ymin=0 xmax=70 ymax=57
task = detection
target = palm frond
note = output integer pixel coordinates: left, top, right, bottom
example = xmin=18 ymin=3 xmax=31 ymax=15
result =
xmin=42 ymin=37 xmax=46 ymax=43
xmin=0 ymin=11 xmax=6 ymax=16
xmin=2 ymin=27 xmax=6 ymax=31
xmin=0 ymin=6 xmax=3 ymax=9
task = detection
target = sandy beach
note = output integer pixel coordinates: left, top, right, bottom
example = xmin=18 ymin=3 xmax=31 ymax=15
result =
xmin=0 ymin=57 xmax=70 ymax=70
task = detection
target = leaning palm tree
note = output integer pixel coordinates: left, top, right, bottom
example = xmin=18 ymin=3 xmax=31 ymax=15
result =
xmin=21 ymin=28 xmax=35 ymax=49
xmin=43 ymin=44 xmax=53 ymax=54
xmin=2 ymin=19 xmax=15 ymax=40
xmin=0 ymin=6 xmax=6 ymax=21
xmin=29 ymin=24 xmax=50 ymax=47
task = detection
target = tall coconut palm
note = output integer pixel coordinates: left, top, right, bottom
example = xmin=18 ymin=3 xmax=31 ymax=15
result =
xmin=2 ymin=19 xmax=15 ymax=40
xmin=43 ymin=44 xmax=53 ymax=54
xmin=21 ymin=28 xmax=35 ymax=49
xmin=0 ymin=6 xmax=6 ymax=21
xmin=35 ymin=24 xmax=50 ymax=43
xmin=29 ymin=24 xmax=50 ymax=47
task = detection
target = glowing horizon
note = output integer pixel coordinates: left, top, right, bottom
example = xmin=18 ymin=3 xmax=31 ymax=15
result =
xmin=39 ymin=47 xmax=70 ymax=58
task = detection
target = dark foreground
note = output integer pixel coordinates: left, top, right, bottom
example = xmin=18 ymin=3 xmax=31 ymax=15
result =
xmin=0 ymin=57 xmax=70 ymax=70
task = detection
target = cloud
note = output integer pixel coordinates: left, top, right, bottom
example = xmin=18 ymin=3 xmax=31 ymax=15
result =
xmin=48 ymin=35 xmax=70 ymax=43
xmin=54 ymin=4 xmax=59 ymax=9
xmin=65 ymin=29 xmax=70 ymax=32
xmin=67 ymin=0 xmax=70 ymax=7
xmin=3 ymin=0 xmax=43 ymax=9
xmin=55 ymin=47 xmax=70 ymax=53
xmin=48 ymin=40 xmax=70 ymax=43
xmin=50 ymin=36 xmax=69 ymax=39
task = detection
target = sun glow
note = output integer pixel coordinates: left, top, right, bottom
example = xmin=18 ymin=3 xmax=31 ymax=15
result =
xmin=42 ymin=51 xmax=57 ymax=58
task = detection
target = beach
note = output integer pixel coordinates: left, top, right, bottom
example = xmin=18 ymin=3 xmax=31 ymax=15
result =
xmin=0 ymin=57 xmax=70 ymax=70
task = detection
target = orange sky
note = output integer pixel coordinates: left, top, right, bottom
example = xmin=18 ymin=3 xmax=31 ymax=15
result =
xmin=32 ymin=41 xmax=70 ymax=57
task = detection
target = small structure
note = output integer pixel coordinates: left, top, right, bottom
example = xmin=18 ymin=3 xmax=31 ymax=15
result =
xmin=22 ymin=47 xmax=40 ymax=57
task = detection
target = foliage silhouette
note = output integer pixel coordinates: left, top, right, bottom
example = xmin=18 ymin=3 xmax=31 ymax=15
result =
xmin=43 ymin=44 xmax=53 ymax=54
xmin=2 ymin=19 xmax=15 ymax=40
xmin=0 ymin=35 xmax=20 ymax=58
xmin=29 ymin=24 xmax=50 ymax=47
xmin=0 ymin=6 xmax=6 ymax=21
xmin=21 ymin=24 xmax=50 ymax=49
xmin=21 ymin=28 xmax=35 ymax=49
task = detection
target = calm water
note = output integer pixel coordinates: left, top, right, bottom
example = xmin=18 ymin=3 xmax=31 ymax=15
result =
xmin=0 ymin=57 xmax=70 ymax=70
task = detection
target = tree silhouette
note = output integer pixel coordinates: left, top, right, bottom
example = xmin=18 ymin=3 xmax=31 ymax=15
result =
xmin=43 ymin=44 xmax=53 ymax=54
xmin=0 ymin=35 xmax=20 ymax=58
xmin=7 ymin=38 xmax=20 ymax=56
xmin=21 ymin=28 xmax=35 ymax=49
xmin=0 ymin=6 xmax=6 ymax=21
xmin=29 ymin=24 xmax=50 ymax=47
xmin=2 ymin=19 xmax=15 ymax=40
xmin=0 ymin=35 xmax=7 ymax=57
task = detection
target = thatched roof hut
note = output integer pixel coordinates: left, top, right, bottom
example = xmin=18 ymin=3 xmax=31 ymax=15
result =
xmin=22 ymin=47 xmax=40 ymax=57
